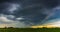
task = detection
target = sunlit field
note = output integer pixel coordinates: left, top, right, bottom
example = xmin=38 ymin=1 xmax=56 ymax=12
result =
xmin=0 ymin=28 xmax=60 ymax=32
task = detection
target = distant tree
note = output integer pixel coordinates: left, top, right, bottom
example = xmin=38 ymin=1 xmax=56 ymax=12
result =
xmin=4 ymin=26 xmax=7 ymax=28
xmin=8 ymin=27 xmax=14 ymax=28
xmin=43 ymin=27 xmax=47 ymax=28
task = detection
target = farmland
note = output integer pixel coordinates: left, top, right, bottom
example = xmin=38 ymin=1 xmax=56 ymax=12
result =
xmin=0 ymin=28 xmax=60 ymax=32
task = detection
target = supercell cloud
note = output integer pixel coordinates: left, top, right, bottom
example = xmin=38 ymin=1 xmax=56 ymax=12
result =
xmin=0 ymin=0 xmax=60 ymax=28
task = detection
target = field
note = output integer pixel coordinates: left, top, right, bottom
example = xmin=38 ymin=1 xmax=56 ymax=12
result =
xmin=0 ymin=28 xmax=60 ymax=32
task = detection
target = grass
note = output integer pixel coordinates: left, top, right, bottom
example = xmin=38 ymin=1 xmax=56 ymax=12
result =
xmin=0 ymin=28 xmax=60 ymax=32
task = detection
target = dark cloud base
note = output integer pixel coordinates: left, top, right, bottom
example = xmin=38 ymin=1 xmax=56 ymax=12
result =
xmin=0 ymin=0 xmax=59 ymax=26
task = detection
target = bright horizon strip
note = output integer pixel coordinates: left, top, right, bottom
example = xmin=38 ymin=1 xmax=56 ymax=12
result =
xmin=31 ymin=19 xmax=60 ymax=28
xmin=31 ymin=24 xmax=60 ymax=28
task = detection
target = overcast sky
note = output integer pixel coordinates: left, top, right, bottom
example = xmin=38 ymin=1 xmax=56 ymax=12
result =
xmin=0 ymin=0 xmax=60 ymax=28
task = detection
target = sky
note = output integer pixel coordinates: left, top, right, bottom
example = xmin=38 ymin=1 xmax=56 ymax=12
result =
xmin=0 ymin=0 xmax=60 ymax=28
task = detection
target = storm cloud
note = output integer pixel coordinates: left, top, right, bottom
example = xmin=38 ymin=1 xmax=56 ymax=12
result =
xmin=0 ymin=0 xmax=59 ymax=27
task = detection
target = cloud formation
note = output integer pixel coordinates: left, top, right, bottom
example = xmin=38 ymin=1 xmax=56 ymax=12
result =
xmin=0 ymin=14 xmax=28 ymax=28
xmin=0 ymin=0 xmax=60 ymax=27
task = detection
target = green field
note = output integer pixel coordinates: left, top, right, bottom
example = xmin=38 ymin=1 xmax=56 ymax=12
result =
xmin=0 ymin=28 xmax=60 ymax=32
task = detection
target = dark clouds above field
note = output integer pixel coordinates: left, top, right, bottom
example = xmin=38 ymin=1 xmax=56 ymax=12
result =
xmin=0 ymin=0 xmax=60 ymax=27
